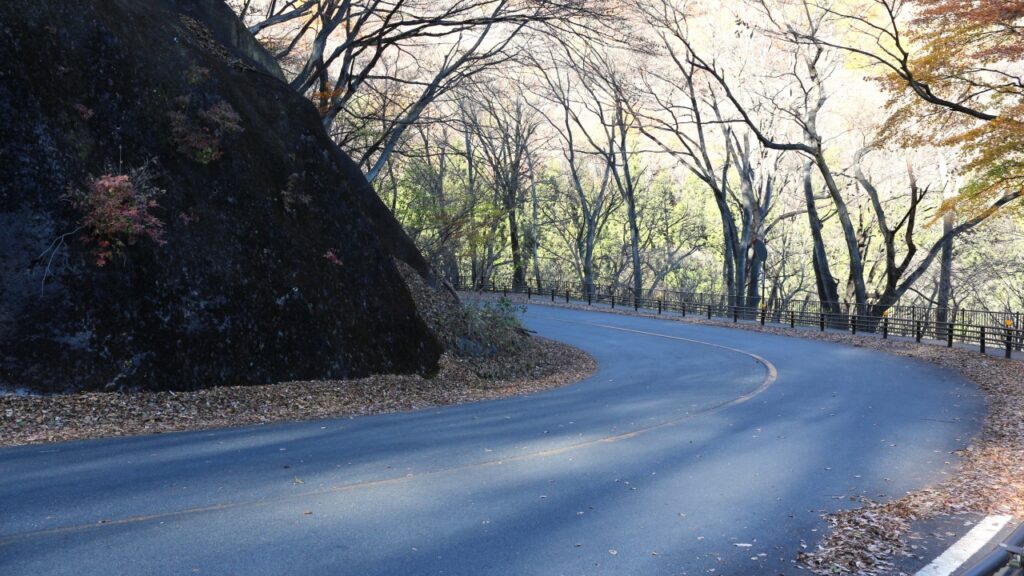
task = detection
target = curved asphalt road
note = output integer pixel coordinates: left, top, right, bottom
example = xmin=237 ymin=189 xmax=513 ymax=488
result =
xmin=0 ymin=305 xmax=984 ymax=575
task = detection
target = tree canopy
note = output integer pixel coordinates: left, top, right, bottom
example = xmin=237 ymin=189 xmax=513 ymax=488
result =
xmin=233 ymin=0 xmax=1024 ymax=317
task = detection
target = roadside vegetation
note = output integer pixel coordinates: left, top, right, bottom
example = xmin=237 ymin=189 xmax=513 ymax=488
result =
xmin=232 ymin=0 xmax=1024 ymax=320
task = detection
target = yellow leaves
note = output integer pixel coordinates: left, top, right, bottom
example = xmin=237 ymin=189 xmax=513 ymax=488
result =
xmin=941 ymin=112 xmax=1024 ymax=215
xmin=878 ymin=1 xmax=1024 ymax=217
xmin=313 ymin=87 xmax=346 ymax=115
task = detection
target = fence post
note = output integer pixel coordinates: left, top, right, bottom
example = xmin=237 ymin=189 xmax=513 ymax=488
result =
xmin=1006 ymin=329 xmax=1013 ymax=359
xmin=658 ymin=299 xmax=662 ymax=315
xmin=980 ymin=326 xmax=986 ymax=354
xmin=915 ymin=321 xmax=922 ymax=342
xmin=790 ymin=311 xmax=795 ymax=328
xmin=820 ymin=313 xmax=825 ymax=331
xmin=882 ymin=317 xmax=888 ymax=339
xmin=550 ymin=288 xmax=555 ymax=302
xmin=760 ymin=307 xmax=766 ymax=325
xmin=707 ymin=305 xmax=711 ymax=320
xmin=611 ymin=294 xmax=615 ymax=309
xmin=947 ymin=322 xmax=954 ymax=348
xmin=851 ymin=314 xmax=857 ymax=335
xmin=733 ymin=307 xmax=738 ymax=323
xmin=682 ymin=302 xmax=686 ymax=317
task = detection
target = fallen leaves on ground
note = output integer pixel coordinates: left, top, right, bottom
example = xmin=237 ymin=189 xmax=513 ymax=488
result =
xmin=0 ymin=338 xmax=595 ymax=447
xmin=796 ymin=343 xmax=1024 ymax=575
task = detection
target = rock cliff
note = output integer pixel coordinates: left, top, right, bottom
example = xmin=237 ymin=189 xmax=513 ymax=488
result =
xmin=0 ymin=0 xmax=443 ymax=392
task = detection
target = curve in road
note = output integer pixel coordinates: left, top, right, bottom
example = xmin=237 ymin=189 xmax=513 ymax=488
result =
xmin=0 ymin=305 xmax=984 ymax=575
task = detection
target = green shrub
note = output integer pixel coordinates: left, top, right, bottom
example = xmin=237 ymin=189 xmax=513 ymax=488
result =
xmin=455 ymin=297 xmax=529 ymax=358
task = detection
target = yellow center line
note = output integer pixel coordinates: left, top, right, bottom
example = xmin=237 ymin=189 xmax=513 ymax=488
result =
xmin=0 ymin=318 xmax=777 ymax=545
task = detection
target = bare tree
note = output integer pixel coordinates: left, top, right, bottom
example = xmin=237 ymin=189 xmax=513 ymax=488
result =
xmin=539 ymin=160 xmax=621 ymax=290
xmin=232 ymin=0 xmax=619 ymax=182
xmin=635 ymin=0 xmax=880 ymax=311
xmin=848 ymin=145 xmax=1004 ymax=317
xmin=462 ymin=82 xmax=543 ymax=290
xmin=570 ymin=47 xmax=649 ymax=300
xmin=531 ymin=49 xmax=623 ymax=295
xmin=632 ymin=19 xmax=799 ymax=311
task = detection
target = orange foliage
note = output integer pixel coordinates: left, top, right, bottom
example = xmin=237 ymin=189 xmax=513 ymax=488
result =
xmin=882 ymin=0 xmax=1024 ymax=214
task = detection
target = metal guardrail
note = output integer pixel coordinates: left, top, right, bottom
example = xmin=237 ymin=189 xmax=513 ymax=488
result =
xmin=457 ymin=279 xmax=1024 ymax=359
xmin=960 ymin=522 xmax=1024 ymax=576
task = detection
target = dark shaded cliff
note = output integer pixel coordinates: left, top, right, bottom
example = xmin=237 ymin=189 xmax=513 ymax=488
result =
xmin=0 ymin=0 xmax=443 ymax=392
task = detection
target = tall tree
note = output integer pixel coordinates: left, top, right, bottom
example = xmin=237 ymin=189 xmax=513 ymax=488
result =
xmin=532 ymin=48 xmax=621 ymax=295
xmin=232 ymin=0 xmax=618 ymax=182
xmin=793 ymin=0 xmax=1024 ymax=213
xmin=643 ymin=0 xmax=1022 ymax=318
xmin=538 ymin=42 xmax=649 ymax=298
xmin=463 ymin=83 xmax=542 ymax=290
xmin=637 ymin=0 xmax=850 ymax=311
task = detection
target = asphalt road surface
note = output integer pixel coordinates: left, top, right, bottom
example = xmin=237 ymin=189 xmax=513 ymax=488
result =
xmin=0 ymin=305 xmax=985 ymax=575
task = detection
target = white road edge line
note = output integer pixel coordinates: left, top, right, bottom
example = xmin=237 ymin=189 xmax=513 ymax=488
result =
xmin=915 ymin=514 xmax=1013 ymax=576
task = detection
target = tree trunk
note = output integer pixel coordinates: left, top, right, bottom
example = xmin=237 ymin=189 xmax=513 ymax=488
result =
xmin=713 ymin=195 xmax=737 ymax=304
xmin=508 ymin=208 xmax=525 ymax=291
xmin=802 ymin=162 xmax=841 ymax=314
xmin=734 ymin=227 xmax=749 ymax=313
xmin=813 ymin=151 xmax=868 ymax=309
xmin=937 ymin=209 xmax=955 ymax=325
xmin=746 ymin=251 xmax=763 ymax=314
xmin=583 ymin=227 xmax=596 ymax=298
xmin=626 ymin=196 xmax=643 ymax=302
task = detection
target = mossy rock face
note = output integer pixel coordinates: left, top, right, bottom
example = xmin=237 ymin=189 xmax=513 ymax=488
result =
xmin=0 ymin=0 xmax=442 ymax=392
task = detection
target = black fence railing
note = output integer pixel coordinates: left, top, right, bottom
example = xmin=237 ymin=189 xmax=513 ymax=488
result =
xmin=454 ymin=278 xmax=1024 ymax=359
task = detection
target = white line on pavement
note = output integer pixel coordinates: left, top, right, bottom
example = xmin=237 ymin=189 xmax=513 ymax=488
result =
xmin=915 ymin=514 xmax=1013 ymax=576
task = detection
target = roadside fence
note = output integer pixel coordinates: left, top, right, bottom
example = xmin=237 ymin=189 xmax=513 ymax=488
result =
xmin=453 ymin=278 xmax=1024 ymax=359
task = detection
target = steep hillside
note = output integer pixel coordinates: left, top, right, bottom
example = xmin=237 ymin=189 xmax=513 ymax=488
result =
xmin=0 ymin=0 xmax=444 ymax=392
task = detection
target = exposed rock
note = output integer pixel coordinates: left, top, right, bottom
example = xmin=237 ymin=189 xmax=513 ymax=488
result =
xmin=0 ymin=0 xmax=443 ymax=392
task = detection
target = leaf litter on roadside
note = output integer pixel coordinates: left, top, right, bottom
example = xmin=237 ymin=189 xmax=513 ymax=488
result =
xmin=0 ymin=338 xmax=595 ymax=447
